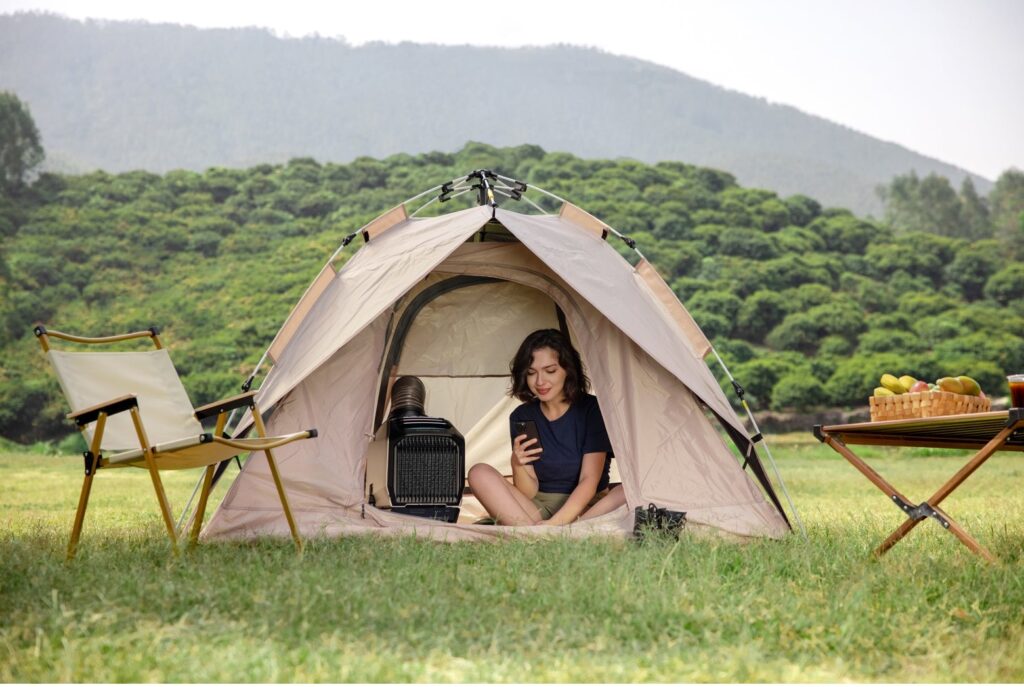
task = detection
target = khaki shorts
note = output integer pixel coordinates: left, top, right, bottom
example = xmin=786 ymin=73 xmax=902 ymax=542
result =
xmin=531 ymin=489 xmax=609 ymax=520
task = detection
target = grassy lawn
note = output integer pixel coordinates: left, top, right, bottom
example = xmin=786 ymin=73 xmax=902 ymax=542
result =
xmin=1 ymin=435 xmax=1022 ymax=682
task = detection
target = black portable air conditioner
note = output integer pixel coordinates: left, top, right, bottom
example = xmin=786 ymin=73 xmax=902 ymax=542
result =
xmin=379 ymin=376 xmax=465 ymax=522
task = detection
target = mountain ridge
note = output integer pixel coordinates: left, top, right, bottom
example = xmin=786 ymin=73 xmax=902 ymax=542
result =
xmin=0 ymin=12 xmax=991 ymax=215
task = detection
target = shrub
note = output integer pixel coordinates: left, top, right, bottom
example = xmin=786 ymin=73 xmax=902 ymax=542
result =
xmin=754 ymin=198 xmax=791 ymax=232
xmin=189 ymin=231 xmax=222 ymax=257
xmin=651 ymin=204 xmax=692 ymax=240
xmin=714 ymin=338 xmax=755 ymax=366
xmin=857 ymin=329 xmax=928 ymax=355
xmin=730 ymin=355 xmax=802 ymax=407
xmin=672 ymin=277 xmax=717 ymax=303
xmin=781 ymin=283 xmax=834 ymax=312
xmin=765 ymin=313 xmax=822 ymax=354
xmin=690 ymin=310 xmax=731 ymax=341
xmin=808 ymin=301 xmax=866 ymax=339
xmin=865 ymin=311 xmax=914 ymax=331
xmin=736 ymin=290 xmax=788 ymax=342
xmin=984 ymin=264 xmax=1024 ymax=305
xmin=783 ymin=194 xmax=821 ymax=227
xmin=758 ymin=254 xmax=834 ymax=291
xmin=816 ymin=214 xmax=885 ymax=254
xmin=912 ymin=315 xmax=960 ymax=347
xmin=688 ymin=290 xmax=743 ymax=322
xmin=296 ymin=191 xmax=341 ymax=218
xmin=840 ymin=272 xmax=897 ymax=313
xmin=933 ymin=331 xmax=1024 ymax=373
xmin=773 ymin=226 xmax=825 ymax=254
xmin=897 ymin=292 xmax=957 ymax=319
xmin=771 ymin=372 xmax=829 ymax=411
xmin=944 ymin=240 xmax=1005 ymax=301
xmin=718 ymin=227 xmax=778 ymax=259
xmin=818 ymin=335 xmax=855 ymax=357
xmin=691 ymin=224 xmax=728 ymax=252
xmin=825 ymin=353 xmax=912 ymax=407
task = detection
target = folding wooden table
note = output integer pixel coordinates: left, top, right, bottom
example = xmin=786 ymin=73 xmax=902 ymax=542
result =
xmin=814 ymin=409 xmax=1024 ymax=562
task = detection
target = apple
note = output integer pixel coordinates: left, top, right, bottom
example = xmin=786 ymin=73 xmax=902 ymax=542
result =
xmin=909 ymin=380 xmax=930 ymax=393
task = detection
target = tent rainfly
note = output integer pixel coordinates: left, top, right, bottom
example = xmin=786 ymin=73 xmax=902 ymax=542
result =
xmin=201 ymin=172 xmax=793 ymax=542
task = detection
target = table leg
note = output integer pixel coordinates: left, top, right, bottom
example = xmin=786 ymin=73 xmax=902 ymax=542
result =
xmin=875 ymin=504 xmax=996 ymax=563
xmin=828 ymin=418 xmax=1022 ymax=561
xmin=872 ymin=424 xmax=1016 ymax=562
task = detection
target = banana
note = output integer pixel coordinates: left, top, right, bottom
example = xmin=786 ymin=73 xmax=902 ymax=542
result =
xmin=898 ymin=375 xmax=918 ymax=392
xmin=880 ymin=374 xmax=906 ymax=394
xmin=937 ymin=377 xmax=965 ymax=394
xmin=874 ymin=387 xmax=896 ymax=397
xmin=957 ymin=376 xmax=982 ymax=396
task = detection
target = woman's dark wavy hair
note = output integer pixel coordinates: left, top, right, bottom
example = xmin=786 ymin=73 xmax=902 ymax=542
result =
xmin=509 ymin=329 xmax=590 ymax=403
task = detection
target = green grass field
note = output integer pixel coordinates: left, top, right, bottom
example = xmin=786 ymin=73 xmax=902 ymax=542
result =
xmin=1 ymin=435 xmax=1022 ymax=682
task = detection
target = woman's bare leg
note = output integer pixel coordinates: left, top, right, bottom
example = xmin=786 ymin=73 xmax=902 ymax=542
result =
xmin=579 ymin=484 xmax=626 ymax=520
xmin=467 ymin=463 xmax=543 ymax=525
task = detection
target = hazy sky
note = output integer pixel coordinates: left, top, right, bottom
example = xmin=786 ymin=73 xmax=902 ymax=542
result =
xmin=3 ymin=0 xmax=1021 ymax=179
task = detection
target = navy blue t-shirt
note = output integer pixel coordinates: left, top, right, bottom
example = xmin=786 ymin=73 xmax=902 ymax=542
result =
xmin=509 ymin=393 xmax=613 ymax=494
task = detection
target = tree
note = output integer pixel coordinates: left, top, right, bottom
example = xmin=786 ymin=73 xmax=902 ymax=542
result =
xmin=878 ymin=171 xmax=988 ymax=239
xmin=989 ymin=169 xmax=1024 ymax=251
xmin=944 ymin=240 xmax=1004 ymax=301
xmin=0 ymin=92 xmax=44 ymax=193
xmin=916 ymin=174 xmax=965 ymax=237
xmin=958 ymin=177 xmax=991 ymax=240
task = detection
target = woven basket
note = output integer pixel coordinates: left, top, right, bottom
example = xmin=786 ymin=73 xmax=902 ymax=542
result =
xmin=869 ymin=390 xmax=992 ymax=422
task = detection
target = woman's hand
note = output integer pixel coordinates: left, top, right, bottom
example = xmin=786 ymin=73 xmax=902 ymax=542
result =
xmin=511 ymin=434 xmax=543 ymax=468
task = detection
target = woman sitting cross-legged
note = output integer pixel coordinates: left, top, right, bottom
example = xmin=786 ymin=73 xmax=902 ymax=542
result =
xmin=468 ymin=328 xmax=625 ymax=526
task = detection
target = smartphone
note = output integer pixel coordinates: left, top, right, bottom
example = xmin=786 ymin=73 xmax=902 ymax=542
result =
xmin=512 ymin=420 xmax=542 ymax=452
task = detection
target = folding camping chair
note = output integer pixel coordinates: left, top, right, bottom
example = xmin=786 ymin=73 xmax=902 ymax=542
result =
xmin=35 ymin=325 xmax=317 ymax=559
xmin=814 ymin=409 xmax=1024 ymax=563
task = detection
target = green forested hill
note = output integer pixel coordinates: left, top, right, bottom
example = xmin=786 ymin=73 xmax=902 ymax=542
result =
xmin=0 ymin=12 xmax=993 ymax=217
xmin=1 ymin=143 xmax=1022 ymax=444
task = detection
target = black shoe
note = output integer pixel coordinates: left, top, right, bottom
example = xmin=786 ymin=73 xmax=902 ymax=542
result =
xmin=633 ymin=503 xmax=687 ymax=540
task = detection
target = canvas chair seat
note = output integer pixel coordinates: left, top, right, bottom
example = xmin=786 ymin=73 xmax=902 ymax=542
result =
xmin=36 ymin=326 xmax=316 ymax=559
xmin=103 ymin=432 xmax=315 ymax=470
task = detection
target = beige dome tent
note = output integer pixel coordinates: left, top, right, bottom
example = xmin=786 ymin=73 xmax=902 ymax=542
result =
xmin=201 ymin=173 xmax=794 ymax=542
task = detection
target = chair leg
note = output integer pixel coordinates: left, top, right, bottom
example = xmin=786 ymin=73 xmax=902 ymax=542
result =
xmin=252 ymin=406 xmax=303 ymax=553
xmin=130 ymin=407 xmax=178 ymax=554
xmin=189 ymin=464 xmax=217 ymax=548
xmin=67 ymin=456 xmax=99 ymax=561
xmin=263 ymin=448 xmax=302 ymax=553
xmin=68 ymin=422 xmax=105 ymax=561
xmin=145 ymin=458 xmax=178 ymax=553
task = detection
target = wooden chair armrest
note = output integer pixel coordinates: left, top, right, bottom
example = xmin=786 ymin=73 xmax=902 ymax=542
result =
xmin=211 ymin=428 xmax=317 ymax=451
xmin=194 ymin=391 xmax=258 ymax=421
xmin=67 ymin=394 xmax=138 ymax=426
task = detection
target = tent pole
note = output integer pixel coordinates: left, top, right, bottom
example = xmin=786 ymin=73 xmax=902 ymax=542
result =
xmin=503 ymin=175 xmax=643 ymax=254
xmin=492 ymin=187 xmax=550 ymax=216
xmin=711 ymin=347 xmax=808 ymax=539
xmin=176 ymin=473 xmax=206 ymax=535
xmin=410 ymin=186 xmax=473 ymax=217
